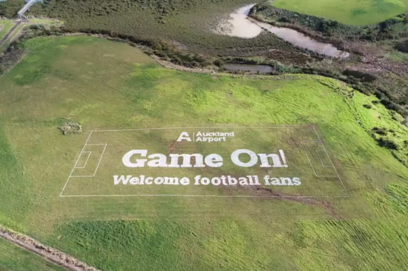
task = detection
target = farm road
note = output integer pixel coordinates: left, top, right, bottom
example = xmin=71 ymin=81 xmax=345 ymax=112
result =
xmin=0 ymin=21 xmax=21 ymax=48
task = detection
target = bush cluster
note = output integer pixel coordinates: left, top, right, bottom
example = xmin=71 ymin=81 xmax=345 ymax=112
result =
xmin=0 ymin=0 xmax=25 ymax=18
xmin=10 ymin=0 xmax=307 ymax=59
xmin=395 ymin=39 xmax=408 ymax=53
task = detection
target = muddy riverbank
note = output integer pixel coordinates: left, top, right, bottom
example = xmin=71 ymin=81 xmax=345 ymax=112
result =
xmin=215 ymin=4 xmax=349 ymax=59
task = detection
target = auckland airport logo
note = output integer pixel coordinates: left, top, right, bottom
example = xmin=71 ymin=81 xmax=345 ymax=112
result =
xmin=176 ymin=131 xmax=235 ymax=142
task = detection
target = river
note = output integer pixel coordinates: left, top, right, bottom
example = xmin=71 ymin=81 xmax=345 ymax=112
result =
xmin=215 ymin=4 xmax=349 ymax=59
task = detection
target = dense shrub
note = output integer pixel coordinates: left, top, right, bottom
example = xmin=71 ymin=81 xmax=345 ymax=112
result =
xmin=0 ymin=43 xmax=25 ymax=75
xmin=395 ymin=39 xmax=408 ymax=53
xmin=343 ymin=70 xmax=377 ymax=83
xmin=378 ymin=138 xmax=399 ymax=150
xmin=0 ymin=0 xmax=25 ymax=18
xmin=17 ymin=0 xmax=308 ymax=60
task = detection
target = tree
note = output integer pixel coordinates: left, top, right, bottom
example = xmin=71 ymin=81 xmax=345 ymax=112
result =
xmin=0 ymin=0 xmax=26 ymax=18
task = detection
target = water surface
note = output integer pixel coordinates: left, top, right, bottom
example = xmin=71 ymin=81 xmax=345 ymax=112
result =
xmin=224 ymin=64 xmax=274 ymax=74
xmin=215 ymin=4 xmax=350 ymax=59
xmin=214 ymin=4 xmax=262 ymax=38
xmin=253 ymin=20 xmax=350 ymax=58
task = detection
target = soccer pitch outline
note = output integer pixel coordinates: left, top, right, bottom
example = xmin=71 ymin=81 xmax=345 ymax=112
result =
xmin=60 ymin=125 xmax=349 ymax=198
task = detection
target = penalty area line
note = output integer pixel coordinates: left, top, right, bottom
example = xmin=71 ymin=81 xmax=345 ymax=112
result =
xmin=70 ymin=144 xmax=107 ymax=178
xmin=59 ymin=194 xmax=350 ymax=198
xmin=74 ymin=151 xmax=91 ymax=169
xmin=59 ymin=130 xmax=94 ymax=197
xmin=312 ymin=126 xmax=349 ymax=197
xmin=92 ymin=144 xmax=107 ymax=177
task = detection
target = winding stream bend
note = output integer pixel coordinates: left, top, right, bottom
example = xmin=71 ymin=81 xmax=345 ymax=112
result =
xmin=215 ymin=4 xmax=350 ymax=59
xmin=214 ymin=4 xmax=262 ymax=38
xmin=252 ymin=20 xmax=350 ymax=59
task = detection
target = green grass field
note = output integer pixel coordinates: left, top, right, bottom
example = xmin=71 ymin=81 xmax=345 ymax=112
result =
xmin=0 ymin=18 xmax=60 ymax=52
xmin=0 ymin=36 xmax=408 ymax=270
xmin=0 ymin=238 xmax=65 ymax=271
xmin=385 ymin=51 xmax=408 ymax=61
xmin=272 ymin=0 xmax=408 ymax=25
xmin=0 ymin=19 xmax=15 ymax=41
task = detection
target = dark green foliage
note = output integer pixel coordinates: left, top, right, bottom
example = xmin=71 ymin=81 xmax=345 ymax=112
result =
xmin=395 ymin=39 xmax=408 ymax=52
xmin=0 ymin=0 xmax=25 ymax=18
xmin=0 ymin=45 xmax=25 ymax=76
xmin=372 ymin=127 xmax=388 ymax=136
xmin=378 ymin=137 xmax=399 ymax=149
xmin=371 ymin=127 xmax=400 ymax=150
xmin=35 ymin=0 xmax=233 ymax=19
xmin=24 ymin=0 xmax=306 ymax=58
xmin=343 ymin=70 xmax=377 ymax=82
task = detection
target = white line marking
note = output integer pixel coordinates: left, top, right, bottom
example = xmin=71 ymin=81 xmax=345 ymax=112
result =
xmin=315 ymin=150 xmax=332 ymax=167
xmin=86 ymin=144 xmax=107 ymax=146
xmin=60 ymin=130 xmax=94 ymax=197
xmin=312 ymin=126 xmax=349 ymax=197
xmin=60 ymin=194 xmax=349 ymax=198
xmin=303 ymin=151 xmax=337 ymax=178
xmin=74 ymin=151 xmax=91 ymax=169
xmin=70 ymin=144 xmax=107 ymax=177
xmin=92 ymin=144 xmax=107 ymax=177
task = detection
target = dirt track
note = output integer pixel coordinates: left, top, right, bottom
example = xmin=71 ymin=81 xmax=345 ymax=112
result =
xmin=0 ymin=226 xmax=100 ymax=271
xmin=0 ymin=21 xmax=21 ymax=48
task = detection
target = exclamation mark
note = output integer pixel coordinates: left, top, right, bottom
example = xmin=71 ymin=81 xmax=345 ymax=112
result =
xmin=279 ymin=150 xmax=288 ymax=167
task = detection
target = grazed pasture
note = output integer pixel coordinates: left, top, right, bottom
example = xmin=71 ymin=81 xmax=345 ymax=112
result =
xmin=0 ymin=37 xmax=407 ymax=270
xmin=272 ymin=0 xmax=408 ymax=25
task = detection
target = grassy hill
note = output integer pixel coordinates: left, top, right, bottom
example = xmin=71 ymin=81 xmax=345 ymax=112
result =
xmin=0 ymin=36 xmax=408 ymax=270
xmin=0 ymin=20 xmax=14 ymax=41
xmin=0 ymin=238 xmax=65 ymax=271
xmin=272 ymin=0 xmax=408 ymax=25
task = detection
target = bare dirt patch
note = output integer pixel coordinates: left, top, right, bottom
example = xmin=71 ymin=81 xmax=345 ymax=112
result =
xmin=240 ymin=185 xmax=341 ymax=217
xmin=214 ymin=4 xmax=263 ymax=38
